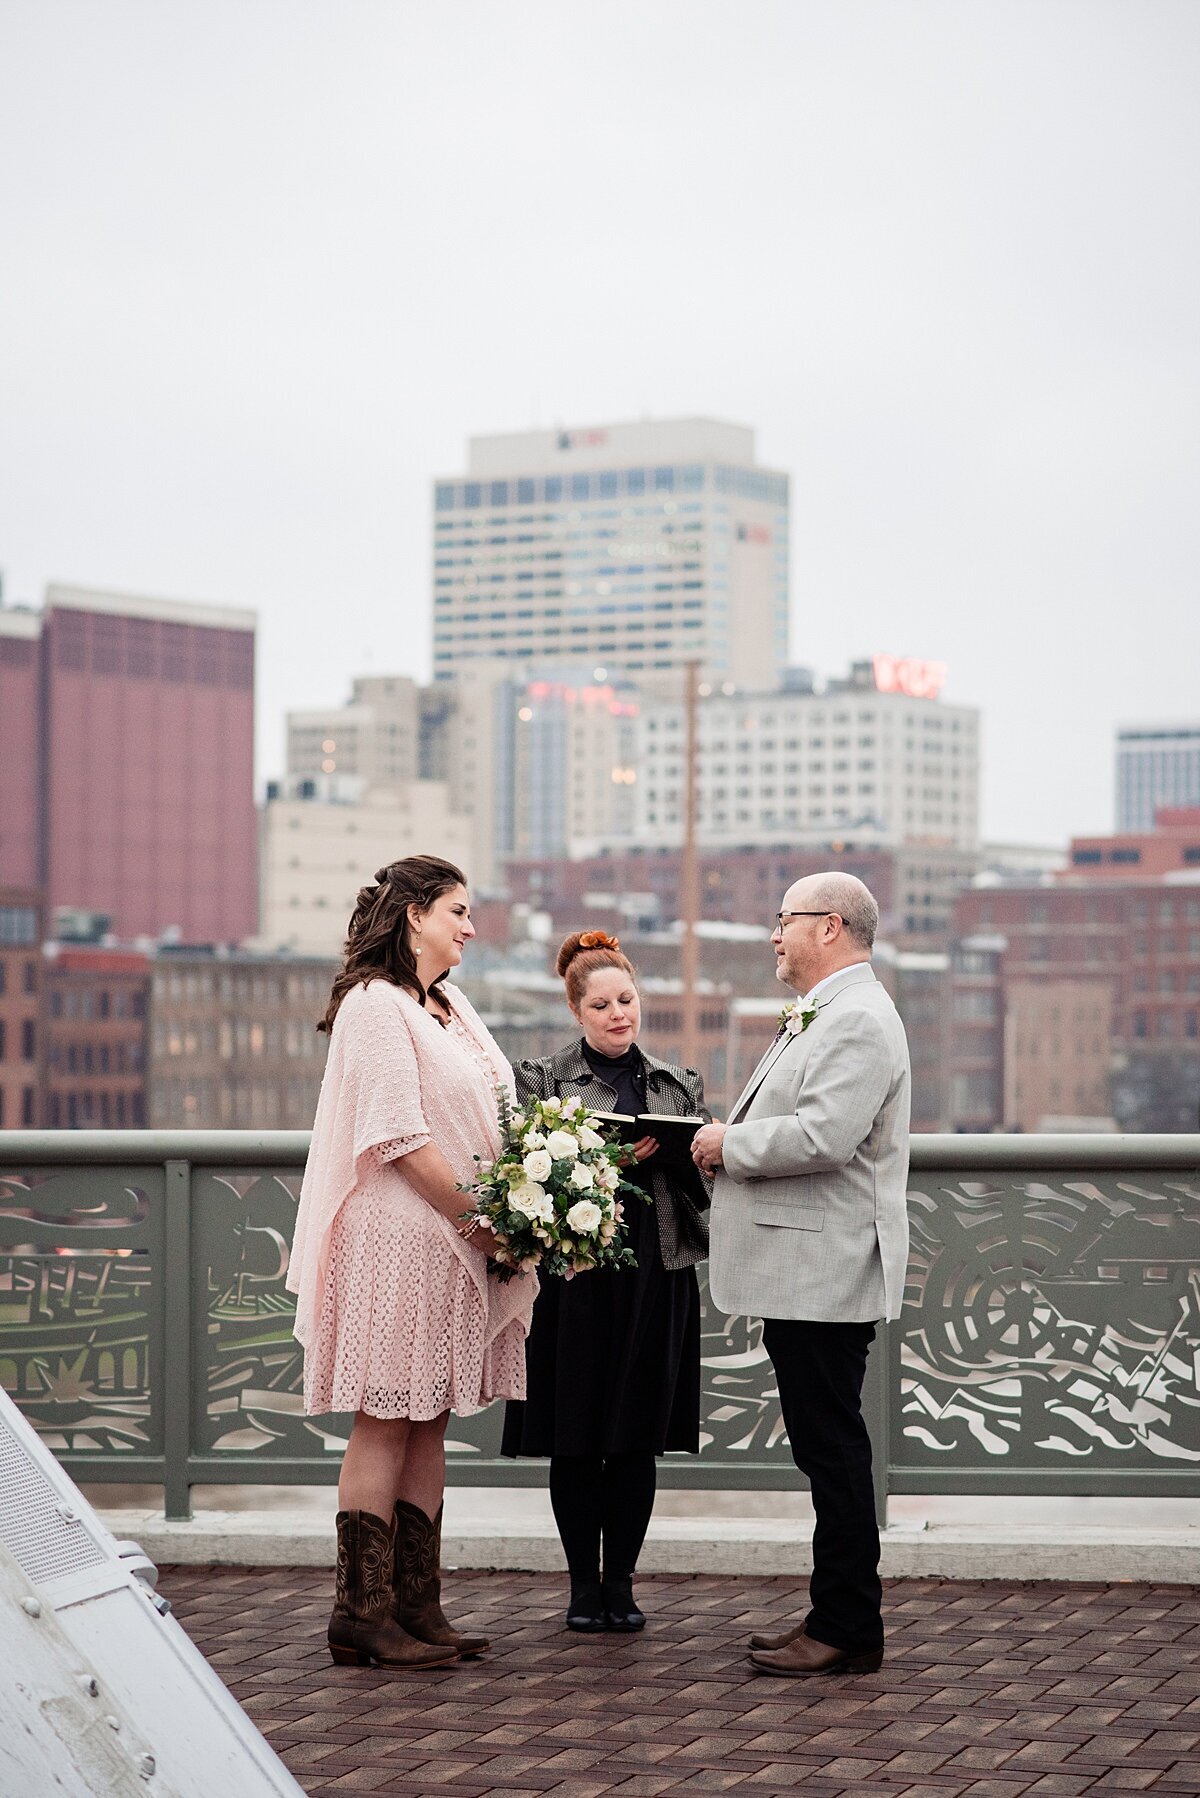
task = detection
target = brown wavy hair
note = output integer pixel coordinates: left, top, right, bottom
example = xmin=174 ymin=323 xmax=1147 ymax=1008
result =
xmin=555 ymin=929 xmax=638 ymax=1012
xmin=318 ymin=854 xmax=467 ymax=1033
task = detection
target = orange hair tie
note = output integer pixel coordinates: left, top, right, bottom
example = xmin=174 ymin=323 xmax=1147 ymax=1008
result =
xmin=578 ymin=930 xmax=621 ymax=951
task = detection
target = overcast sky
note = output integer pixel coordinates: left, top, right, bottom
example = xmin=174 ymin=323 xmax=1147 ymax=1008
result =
xmin=2 ymin=1 xmax=1197 ymax=846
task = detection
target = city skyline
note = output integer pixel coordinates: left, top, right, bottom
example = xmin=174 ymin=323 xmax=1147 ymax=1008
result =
xmin=2 ymin=4 xmax=1198 ymax=847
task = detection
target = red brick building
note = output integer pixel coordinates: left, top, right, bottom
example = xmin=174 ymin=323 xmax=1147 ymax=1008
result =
xmin=0 ymin=890 xmax=42 ymax=1128
xmin=0 ymin=613 xmax=41 ymax=892
xmin=0 ymin=587 xmax=258 ymax=945
xmin=506 ymin=842 xmax=980 ymax=947
xmin=41 ymin=946 xmax=150 ymax=1129
xmin=1067 ymin=808 xmax=1200 ymax=881
xmin=956 ymin=881 xmax=1200 ymax=1050
xmin=950 ymin=869 xmax=1200 ymax=1131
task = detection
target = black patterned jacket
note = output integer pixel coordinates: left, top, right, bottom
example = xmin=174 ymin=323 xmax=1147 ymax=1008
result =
xmin=513 ymin=1038 xmax=713 ymax=1273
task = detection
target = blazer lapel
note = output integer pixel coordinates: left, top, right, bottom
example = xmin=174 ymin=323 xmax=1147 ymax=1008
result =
xmin=726 ymin=966 xmax=877 ymax=1122
xmin=728 ymin=1028 xmax=794 ymax=1124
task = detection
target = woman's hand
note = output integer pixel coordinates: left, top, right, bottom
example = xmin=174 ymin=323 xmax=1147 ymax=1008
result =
xmin=629 ymin=1135 xmax=660 ymax=1163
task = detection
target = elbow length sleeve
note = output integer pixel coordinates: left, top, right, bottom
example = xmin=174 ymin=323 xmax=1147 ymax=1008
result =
xmin=348 ymin=987 xmax=430 ymax=1158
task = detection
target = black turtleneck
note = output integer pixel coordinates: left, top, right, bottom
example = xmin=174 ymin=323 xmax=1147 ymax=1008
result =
xmin=581 ymin=1038 xmax=647 ymax=1119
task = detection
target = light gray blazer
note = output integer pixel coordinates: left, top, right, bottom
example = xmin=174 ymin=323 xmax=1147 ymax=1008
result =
xmin=708 ymin=964 xmax=911 ymax=1324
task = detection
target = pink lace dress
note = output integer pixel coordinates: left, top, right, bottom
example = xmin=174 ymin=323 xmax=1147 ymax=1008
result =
xmin=286 ymin=979 xmax=535 ymax=1420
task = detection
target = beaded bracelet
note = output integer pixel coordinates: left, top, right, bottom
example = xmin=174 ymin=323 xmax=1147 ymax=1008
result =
xmin=457 ymin=1212 xmax=483 ymax=1241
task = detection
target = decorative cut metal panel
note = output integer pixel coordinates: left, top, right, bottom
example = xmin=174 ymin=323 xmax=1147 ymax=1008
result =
xmin=440 ymin=1281 xmax=794 ymax=1467
xmin=189 ymin=1171 xmax=347 ymax=1460
xmin=898 ymin=1170 xmax=1200 ymax=1470
xmin=0 ymin=1142 xmax=1197 ymax=1498
xmin=0 ymin=1165 xmax=163 ymax=1457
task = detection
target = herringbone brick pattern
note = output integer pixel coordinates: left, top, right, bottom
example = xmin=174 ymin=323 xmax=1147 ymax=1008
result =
xmin=158 ymin=1568 xmax=1200 ymax=1797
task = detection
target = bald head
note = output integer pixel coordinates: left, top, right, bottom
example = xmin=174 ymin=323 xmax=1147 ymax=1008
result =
xmin=801 ymin=872 xmax=879 ymax=951
xmin=773 ymin=869 xmax=879 ymax=995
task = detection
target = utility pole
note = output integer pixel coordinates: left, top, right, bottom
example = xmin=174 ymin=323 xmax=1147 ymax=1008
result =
xmin=680 ymin=660 xmax=701 ymax=1070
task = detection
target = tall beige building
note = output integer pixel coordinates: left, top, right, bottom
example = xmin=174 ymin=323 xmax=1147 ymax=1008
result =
xmin=432 ymin=418 xmax=790 ymax=691
xmin=287 ymin=675 xmax=427 ymax=788
xmin=258 ymin=778 xmax=473 ymax=957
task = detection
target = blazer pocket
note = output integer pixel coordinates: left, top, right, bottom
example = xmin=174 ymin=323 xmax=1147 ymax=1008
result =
xmin=748 ymin=1202 xmax=825 ymax=1232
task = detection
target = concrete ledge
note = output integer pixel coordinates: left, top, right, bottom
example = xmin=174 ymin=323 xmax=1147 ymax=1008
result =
xmin=98 ymin=1508 xmax=1200 ymax=1584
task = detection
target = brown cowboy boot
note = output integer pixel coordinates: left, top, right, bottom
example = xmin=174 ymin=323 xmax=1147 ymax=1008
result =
xmin=328 ymin=1509 xmax=458 ymax=1669
xmin=750 ymin=1619 xmax=806 ymax=1650
xmin=750 ymin=1630 xmax=884 ymax=1677
xmin=394 ymin=1499 xmax=490 ymax=1657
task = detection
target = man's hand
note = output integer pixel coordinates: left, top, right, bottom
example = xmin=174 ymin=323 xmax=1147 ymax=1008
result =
xmin=691 ymin=1121 xmax=727 ymax=1174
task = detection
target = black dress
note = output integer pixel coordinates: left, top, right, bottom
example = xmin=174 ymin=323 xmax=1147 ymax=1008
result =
xmin=501 ymin=1039 xmax=702 ymax=1459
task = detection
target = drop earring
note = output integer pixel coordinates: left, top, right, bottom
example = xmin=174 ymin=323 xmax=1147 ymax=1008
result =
xmin=414 ymin=933 xmax=423 ymax=957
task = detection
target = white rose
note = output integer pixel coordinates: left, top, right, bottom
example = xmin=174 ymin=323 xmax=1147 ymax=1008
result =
xmin=595 ymin=1163 xmax=619 ymax=1192
xmin=577 ymin=1125 xmax=604 ymax=1151
xmin=508 ymin=1181 xmax=548 ymax=1219
xmin=546 ymin=1129 xmax=579 ymax=1161
xmin=561 ymin=1095 xmax=583 ymax=1117
xmin=522 ymin=1149 xmax=553 ymax=1182
xmin=569 ymin=1162 xmax=595 ymax=1191
xmin=522 ymin=1130 xmax=546 ymax=1150
xmin=566 ymin=1199 xmax=603 ymax=1234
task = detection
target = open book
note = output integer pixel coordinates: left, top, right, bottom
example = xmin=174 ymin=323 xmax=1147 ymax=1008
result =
xmin=591 ymin=1110 xmax=705 ymax=1161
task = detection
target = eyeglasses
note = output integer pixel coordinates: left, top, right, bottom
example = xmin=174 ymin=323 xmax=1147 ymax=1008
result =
xmin=773 ymin=910 xmax=840 ymax=933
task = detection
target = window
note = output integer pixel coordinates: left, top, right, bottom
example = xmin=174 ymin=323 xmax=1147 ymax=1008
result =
xmin=21 ymin=1020 xmax=35 ymax=1061
xmin=0 ymin=905 xmax=37 ymax=945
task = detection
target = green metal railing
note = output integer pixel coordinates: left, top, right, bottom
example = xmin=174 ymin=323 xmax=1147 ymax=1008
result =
xmin=1 ymin=1131 xmax=1197 ymax=1522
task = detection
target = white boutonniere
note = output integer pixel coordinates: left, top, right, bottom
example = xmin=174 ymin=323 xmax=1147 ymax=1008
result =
xmin=778 ymin=1001 xmax=820 ymax=1037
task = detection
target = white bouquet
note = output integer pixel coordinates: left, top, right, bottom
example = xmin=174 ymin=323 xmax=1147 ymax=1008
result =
xmin=460 ymin=1088 xmax=646 ymax=1282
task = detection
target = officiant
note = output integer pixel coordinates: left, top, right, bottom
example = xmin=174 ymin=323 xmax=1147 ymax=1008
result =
xmin=501 ymin=929 xmax=713 ymax=1633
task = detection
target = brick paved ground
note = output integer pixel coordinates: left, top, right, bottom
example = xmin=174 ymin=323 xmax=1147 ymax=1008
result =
xmin=158 ymin=1567 xmax=1200 ymax=1797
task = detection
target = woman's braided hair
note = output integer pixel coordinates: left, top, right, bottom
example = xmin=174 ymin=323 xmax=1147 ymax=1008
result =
xmin=318 ymin=854 xmax=467 ymax=1033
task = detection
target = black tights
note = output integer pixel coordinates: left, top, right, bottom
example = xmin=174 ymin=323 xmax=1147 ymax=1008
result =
xmin=549 ymin=1452 xmax=657 ymax=1579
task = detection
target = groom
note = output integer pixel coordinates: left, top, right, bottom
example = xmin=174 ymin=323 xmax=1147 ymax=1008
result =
xmin=691 ymin=871 xmax=910 ymax=1675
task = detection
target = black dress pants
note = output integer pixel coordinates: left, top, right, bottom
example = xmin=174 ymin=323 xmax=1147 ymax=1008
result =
xmin=762 ymin=1317 xmax=883 ymax=1653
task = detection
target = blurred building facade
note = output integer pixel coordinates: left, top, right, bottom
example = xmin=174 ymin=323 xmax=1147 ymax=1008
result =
xmin=505 ymin=840 xmax=980 ymax=948
xmin=258 ymin=775 xmax=474 ymax=958
xmin=0 ymin=890 xmax=42 ymax=1128
xmin=0 ymin=611 xmax=42 ymax=889
xmin=0 ymin=587 xmax=257 ymax=943
xmin=946 ymin=814 xmax=1200 ymax=1132
xmin=432 ymin=418 xmax=789 ymax=691
xmin=148 ymin=949 xmax=334 ymax=1129
xmin=1116 ymin=721 xmax=1200 ymax=831
xmin=629 ymin=660 xmax=979 ymax=854
xmin=40 ymin=945 xmax=150 ymax=1129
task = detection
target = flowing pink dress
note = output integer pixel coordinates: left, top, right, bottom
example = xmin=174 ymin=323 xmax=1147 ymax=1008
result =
xmin=287 ymin=978 xmax=535 ymax=1419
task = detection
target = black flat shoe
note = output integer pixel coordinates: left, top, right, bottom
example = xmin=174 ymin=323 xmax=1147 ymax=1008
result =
xmin=565 ymin=1578 xmax=606 ymax=1632
xmin=602 ymin=1576 xmax=646 ymax=1632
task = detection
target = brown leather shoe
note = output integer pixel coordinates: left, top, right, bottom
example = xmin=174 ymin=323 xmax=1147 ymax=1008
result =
xmin=750 ymin=1631 xmax=883 ymax=1677
xmin=750 ymin=1620 xmax=806 ymax=1651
